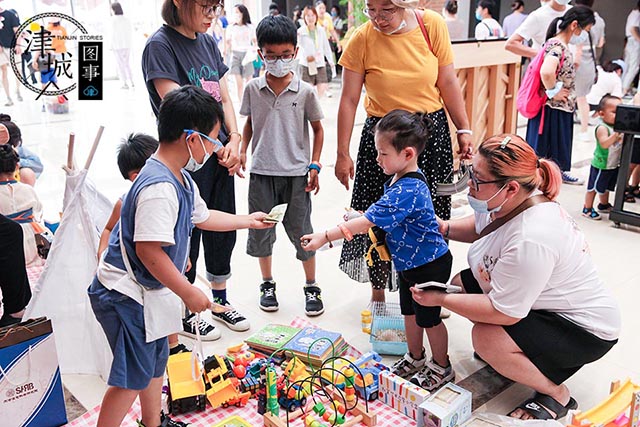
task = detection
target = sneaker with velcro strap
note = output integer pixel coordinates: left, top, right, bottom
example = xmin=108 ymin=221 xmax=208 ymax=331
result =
xmin=180 ymin=313 xmax=221 ymax=341
xmin=259 ymin=281 xmax=279 ymax=312
xmin=582 ymin=207 xmax=601 ymax=220
xmin=304 ymin=284 xmax=324 ymax=316
xmin=390 ymin=349 xmax=426 ymax=379
xmin=211 ymin=303 xmax=250 ymax=332
xmin=409 ymin=358 xmax=456 ymax=392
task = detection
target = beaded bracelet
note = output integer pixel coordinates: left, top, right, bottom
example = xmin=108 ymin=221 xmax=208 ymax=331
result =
xmin=325 ymin=230 xmax=333 ymax=248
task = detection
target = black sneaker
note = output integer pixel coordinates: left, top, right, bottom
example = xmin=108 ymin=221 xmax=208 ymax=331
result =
xmin=136 ymin=411 xmax=189 ymax=427
xmin=211 ymin=303 xmax=250 ymax=332
xmin=160 ymin=411 xmax=189 ymax=427
xmin=169 ymin=343 xmax=190 ymax=356
xmin=597 ymin=203 xmax=613 ymax=213
xmin=259 ymin=281 xmax=279 ymax=312
xmin=304 ymin=285 xmax=324 ymax=316
xmin=180 ymin=313 xmax=221 ymax=341
xmin=0 ymin=312 xmax=21 ymax=328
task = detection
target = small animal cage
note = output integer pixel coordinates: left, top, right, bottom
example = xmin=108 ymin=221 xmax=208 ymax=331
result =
xmin=369 ymin=302 xmax=407 ymax=355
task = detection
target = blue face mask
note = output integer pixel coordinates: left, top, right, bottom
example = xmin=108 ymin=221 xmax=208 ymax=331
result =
xmin=183 ymin=129 xmax=223 ymax=172
xmin=475 ymin=11 xmax=483 ymax=21
xmin=331 ymin=11 xmax=337 ymax=17
xmin=570 ymin=29 xmax=589 ymax=45
xmin=467 ymin=184 xmax=508 ymax=214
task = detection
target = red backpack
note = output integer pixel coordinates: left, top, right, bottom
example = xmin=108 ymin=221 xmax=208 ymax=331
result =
xmin=517 ymin=39 xmax=565 ymax=123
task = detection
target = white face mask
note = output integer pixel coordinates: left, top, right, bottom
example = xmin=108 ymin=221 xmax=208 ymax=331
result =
xmin=554 ymin=0 xmax=570 ymax=5
xmin=373 ymin=19 xmax=406 ymax=35
xmin=184 ymin=136 xmax=212 ymax=172
xmin=467 ymin=184 xmax=508 ymax=214
xmin=570 ymin=29 xmax=588 ymax=45
xmin=265 ymin=59 xmax=294 ymax=78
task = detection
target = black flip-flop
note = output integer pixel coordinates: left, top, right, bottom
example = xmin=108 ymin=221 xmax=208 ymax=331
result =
xmin=510 ymin=392 xmax=578 ymax=420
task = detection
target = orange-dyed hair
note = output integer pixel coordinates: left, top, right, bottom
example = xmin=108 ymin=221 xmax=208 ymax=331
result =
xmin=477 ymin=134 xmax=562 ymax=201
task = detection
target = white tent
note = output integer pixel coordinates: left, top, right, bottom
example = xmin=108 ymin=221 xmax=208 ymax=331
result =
xmin=24 ymin=129 xmax=114 ymax=380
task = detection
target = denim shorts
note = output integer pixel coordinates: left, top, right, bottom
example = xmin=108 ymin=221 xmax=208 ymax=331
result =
xmin=88 ymin=277 xmax=168 ymax=390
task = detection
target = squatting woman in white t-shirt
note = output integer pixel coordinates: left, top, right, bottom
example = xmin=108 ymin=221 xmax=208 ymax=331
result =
xmin=412 ymin=134 xmax=620 ymax=421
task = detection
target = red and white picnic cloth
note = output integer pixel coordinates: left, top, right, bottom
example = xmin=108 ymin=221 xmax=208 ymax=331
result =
xmin=66 ymin=317 xmax=416 ymax=427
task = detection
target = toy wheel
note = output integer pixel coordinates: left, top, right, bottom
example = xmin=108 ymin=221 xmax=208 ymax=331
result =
xmin=369 ymin=391 xmax=379 ymax=401
xmin=222 ymin=402 xmax=229 ymax=408
xmin=199 ymin=398 xmax=206 ymax=410
xmin=614 ymin=222 xmax=621 ymax=228
xmin=301 ymin=397 xmax=307 ymax=407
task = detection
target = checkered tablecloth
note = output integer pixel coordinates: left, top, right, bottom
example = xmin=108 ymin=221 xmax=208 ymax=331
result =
xmin=66 ymin=317 xmax=416 ymax=427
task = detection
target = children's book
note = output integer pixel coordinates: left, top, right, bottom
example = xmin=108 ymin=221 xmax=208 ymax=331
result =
xmin=283 ymin=327 xmax=345 ymax=363
xmin=244 ymin=324 xmax=301 ymax=354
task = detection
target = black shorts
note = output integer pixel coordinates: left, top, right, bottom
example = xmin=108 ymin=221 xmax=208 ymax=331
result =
xmin=398 ymin=251 xmax=452 ymax=328
xmin=460 ymin=268 xmax=617 ymax=385
xmin=587 ymin=166 xmax=618 ymax=193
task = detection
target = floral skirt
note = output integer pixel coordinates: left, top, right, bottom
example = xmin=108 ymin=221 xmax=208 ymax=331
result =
xmin=338 ymin=109 xmax=453 ymax=289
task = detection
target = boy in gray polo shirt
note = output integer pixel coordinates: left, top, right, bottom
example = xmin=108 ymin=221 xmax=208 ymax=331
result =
xmin=240 ymin=15 xmax=325 ymax=316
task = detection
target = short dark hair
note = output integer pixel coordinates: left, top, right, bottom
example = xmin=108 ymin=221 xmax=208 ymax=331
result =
xmin=117 ymin=133 xmax=159 ymax=180
xmin=373 ymin=110 xmax=432 ymax=155
xmin=111 ymin=2 xmax=124 ymax=15
xmin=256 ymin=15 xmax=297 ymax=49
xmin=0 ymin=114 xmax=22 ymax=147
xmin=0 ymin=144 xmax=19 ymax=174
xmin=331 ymin=5 xmax=341 ymax=14
xmin=157 ymin=85 xmax=224 ymax=143
xmin=268 ymin=2 xmax=280 ymax=15
xmin=596 ymin=94 xmax=622 ymax=112
xmin=478 ymin=0 xmax=496 ymax=17
xmin=445 ymin=0 xmax=459 ymax=15
xmin=511 ymin=0 xmax=524 ymax=11
xmin=573 ymin=0 xmax=594 ymax=7
xmin=602 ymin=60 xmax=623 ymax=73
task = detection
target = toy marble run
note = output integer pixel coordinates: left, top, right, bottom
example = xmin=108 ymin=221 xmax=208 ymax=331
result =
xmin=263 ymin=356 xmax=378 ymax=427
xmin=569 ymin=379 xmax=640 ymax=427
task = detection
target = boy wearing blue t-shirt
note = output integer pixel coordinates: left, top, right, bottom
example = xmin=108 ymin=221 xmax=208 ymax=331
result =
xmin=88 ymin=86 xmax=273 ymax=427
xmin=240 ymin=16 xmax=325 ymax=316
xmin=302 ymin=110 xmax=454 ymax=392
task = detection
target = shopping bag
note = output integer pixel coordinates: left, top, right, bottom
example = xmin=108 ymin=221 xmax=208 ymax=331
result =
xmin=0 ymin=317 xmax=68 ymax=427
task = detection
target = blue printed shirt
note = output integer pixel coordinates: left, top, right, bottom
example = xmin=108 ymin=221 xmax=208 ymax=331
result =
xmin=364 ymin=171 xmax=448 ymax=271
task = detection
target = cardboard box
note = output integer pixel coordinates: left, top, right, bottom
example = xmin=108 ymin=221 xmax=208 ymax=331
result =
xmin=378 ymin=370 xmax=431 ymax=420
xmin=417 ymin=383 xmax=472 ymax=427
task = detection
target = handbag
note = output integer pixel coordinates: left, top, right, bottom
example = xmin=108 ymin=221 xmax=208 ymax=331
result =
xmin=478 ymin=194 xmax=551 ymax=238
xmin=118 ymin=229 xmax=183 ymax=343
xmin=0 ymin=317 xmax=68 ymax=427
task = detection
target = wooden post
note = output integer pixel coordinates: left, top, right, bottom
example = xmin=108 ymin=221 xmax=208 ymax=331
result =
xmin=84 ymin=126 xmax=104 ymax=171
xmin=66 ymin=133 xmax=75 ymax=170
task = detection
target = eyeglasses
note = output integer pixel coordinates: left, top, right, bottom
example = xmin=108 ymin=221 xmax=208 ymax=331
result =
xmin=261 ymin=52 xmax=296 ymax=63
xmin=362 ymin=6 xmax=399 ymax=21
xmin=197 ymin=2 xmax=224 ymax=17
xmin=184 ymin=129 xmax=224 ymax=153
xmin=468 ymin=165 xmax=504 ymax=191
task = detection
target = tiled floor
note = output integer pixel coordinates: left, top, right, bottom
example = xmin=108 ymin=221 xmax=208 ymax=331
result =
xmin=10 ymin=76 xmax=639 ymax=423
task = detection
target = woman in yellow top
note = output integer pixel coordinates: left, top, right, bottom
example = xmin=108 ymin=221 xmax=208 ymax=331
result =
xmin=335 ymin=0 xmax=472 ymax=302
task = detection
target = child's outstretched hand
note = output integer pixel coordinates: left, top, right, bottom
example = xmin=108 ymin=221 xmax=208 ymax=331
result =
xmin=305 ymin=169 xmax=320 ymax=194
xmin=182 ymin=286 xmax=213 ymax=313
xmin=300 ymin=232 xmax=325 ymax=251
xmin=250 ymin=212 xmax=276 ymax=229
